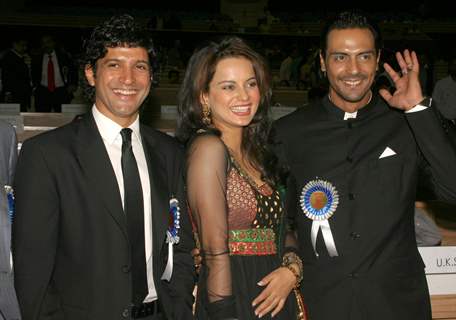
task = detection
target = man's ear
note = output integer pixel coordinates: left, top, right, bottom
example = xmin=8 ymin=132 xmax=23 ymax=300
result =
xmin=319 ymin=50 xmax=326 ymax=72
xmin=84 ymin=65 xmax=95 ymax=86
xmin=376 ymin=49 xmax=382 ymax=72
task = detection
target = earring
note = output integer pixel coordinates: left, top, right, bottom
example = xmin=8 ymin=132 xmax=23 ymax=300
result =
xmin=202 ymin=104 xmax=211 ymax=126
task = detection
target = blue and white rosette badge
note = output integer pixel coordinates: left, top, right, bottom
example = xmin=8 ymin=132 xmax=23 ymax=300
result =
xmin=161 ymin=196 xmax=181 ymax=281
xmin=4 ymin=185 xmax=15 ymax=223
xmin=300 ymin=179 xmax=339 ymax=257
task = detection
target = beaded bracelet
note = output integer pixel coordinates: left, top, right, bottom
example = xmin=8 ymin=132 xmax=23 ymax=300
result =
xmin=282 ymin=252 xmax=303 ymax=286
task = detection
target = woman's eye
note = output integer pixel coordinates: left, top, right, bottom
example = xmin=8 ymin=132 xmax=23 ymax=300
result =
xmin=222 ymin=85 xmax=235 ymax=90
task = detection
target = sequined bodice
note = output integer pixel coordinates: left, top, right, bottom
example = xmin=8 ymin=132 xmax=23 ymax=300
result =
xmin=226 ymin=165 xmax=283 ymax=234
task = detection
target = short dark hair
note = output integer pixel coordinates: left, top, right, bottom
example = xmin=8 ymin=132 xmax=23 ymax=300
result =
xmin=81 ymin=14 xmax=155 ymax=102
xmin=320 ymin=10 xmax=383 ymax=57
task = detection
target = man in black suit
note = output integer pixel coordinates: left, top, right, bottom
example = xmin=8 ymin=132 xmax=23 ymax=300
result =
xmin=274 ymin=11 xmax=456 ymax=320
xmin=0 ymin=120 xmax=20 ymax=320
xmin=13 ymin=15 xmax=195 ymax=320
xmin=31 ymin=35 xmax=78 ymax=112
xmin=0 ymin=39 xmax=32 ymax=112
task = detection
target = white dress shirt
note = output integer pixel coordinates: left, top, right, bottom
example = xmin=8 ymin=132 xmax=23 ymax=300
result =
xmin=40 ymin=51 xmax=65 ymax=88
xmin=92 ymin=105 xmax=157 ymax=302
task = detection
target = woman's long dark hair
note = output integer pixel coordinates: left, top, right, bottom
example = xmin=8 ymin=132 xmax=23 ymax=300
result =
xmin=176 ymin=37 xmax=284 ymax=187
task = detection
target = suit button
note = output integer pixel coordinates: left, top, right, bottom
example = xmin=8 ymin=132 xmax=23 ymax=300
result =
xmin=122 ymin=308 xmax=130 ymax=318
xmin=350 ymin=232 xmax=361 ymax=239
xmin=348 ymin=193 xmax=355 ymax=200
xmin=349 ymin=272 xmax=359 ymax=279
xmin=346 ymin=156 xmax=353 ymax=163
xmin=121 ymin=265 xmax=131 ymax=273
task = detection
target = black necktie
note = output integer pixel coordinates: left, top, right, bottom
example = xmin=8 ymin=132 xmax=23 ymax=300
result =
xmin=120 ymin=128 xmax=148 ymax=304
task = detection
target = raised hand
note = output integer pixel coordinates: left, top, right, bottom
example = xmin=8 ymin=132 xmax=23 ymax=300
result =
xmin=379 ymin=49 xmax=424 ymax=111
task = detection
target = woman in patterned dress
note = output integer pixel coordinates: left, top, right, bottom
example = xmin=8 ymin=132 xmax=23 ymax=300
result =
xmin=177 ymin=37 xmax=304 ymax=319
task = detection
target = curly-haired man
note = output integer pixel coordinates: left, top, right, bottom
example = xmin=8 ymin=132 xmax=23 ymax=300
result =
xmin=12 ymin=15 xmax=195 ymax=320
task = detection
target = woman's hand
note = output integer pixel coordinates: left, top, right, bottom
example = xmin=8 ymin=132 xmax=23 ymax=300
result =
xmin=191 ymin=247 xmax=202 ymax=274
xmin=251 ymin=266 xmax=296 ymax=318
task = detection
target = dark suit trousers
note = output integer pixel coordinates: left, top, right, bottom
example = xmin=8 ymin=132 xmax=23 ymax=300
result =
xmin=34 ymin=85 xmax=69 ymax=112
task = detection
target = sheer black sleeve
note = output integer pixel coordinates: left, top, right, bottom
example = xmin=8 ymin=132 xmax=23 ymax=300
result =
xmin=186 ymin=134 xmax=237 ymax=318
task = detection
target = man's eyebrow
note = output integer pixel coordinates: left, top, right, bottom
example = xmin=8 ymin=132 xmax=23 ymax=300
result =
xmin=101 ymin=58 xmax=150 ymax=66
xmin=136 ymin=60 xmax=150 ymax=64
xmin=357 ymin=50 xmax=376 ymax=55
xmin=102 ymin=58 xmax=120 ymax=63
xmin=328 ymin=50 xmax=376 ymax=56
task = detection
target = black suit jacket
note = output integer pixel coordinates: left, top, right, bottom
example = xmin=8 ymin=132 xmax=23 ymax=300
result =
xmin=12 ymin=114 xmax=195 ymax=320
xmin=274 ymin=95 xmax=456 ymax=320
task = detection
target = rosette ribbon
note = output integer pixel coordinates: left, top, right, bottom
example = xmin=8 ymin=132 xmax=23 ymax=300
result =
xmin=4 ymin=185 xmax=15 ymax=223
xmin=161 ymin=197 xmax=180 ymax=281
xmin=300 ymin=179 xmax=339 ymax=257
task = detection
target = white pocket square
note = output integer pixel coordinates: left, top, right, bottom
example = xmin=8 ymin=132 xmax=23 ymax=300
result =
xmin=379 ymin=147 xmax=397 ymax=159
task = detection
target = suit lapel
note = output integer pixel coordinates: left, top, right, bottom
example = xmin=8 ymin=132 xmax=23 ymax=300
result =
xmin=75 ymin=114 xmax=128 ymax=239
xmin=141 ymin=128 xmax=169 ymax=257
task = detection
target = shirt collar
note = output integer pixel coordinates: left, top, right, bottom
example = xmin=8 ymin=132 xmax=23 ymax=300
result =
xmin=92 ymin=105 xmax=141 ymax=145
xmin=343 ymin=111 xmax=358 ymax=120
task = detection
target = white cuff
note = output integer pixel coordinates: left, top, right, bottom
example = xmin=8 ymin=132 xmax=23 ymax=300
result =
xmin=406 ymin=105 xmax=428 ymax=113
xmin=406 ymin=97 xmax=432 ymax=113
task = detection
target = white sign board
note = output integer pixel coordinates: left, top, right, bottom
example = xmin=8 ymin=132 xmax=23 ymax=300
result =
xmin=419 ymin=246 xmax=456 ymax=295
xmin=419 ymin=246 xmax=456 ymax=274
